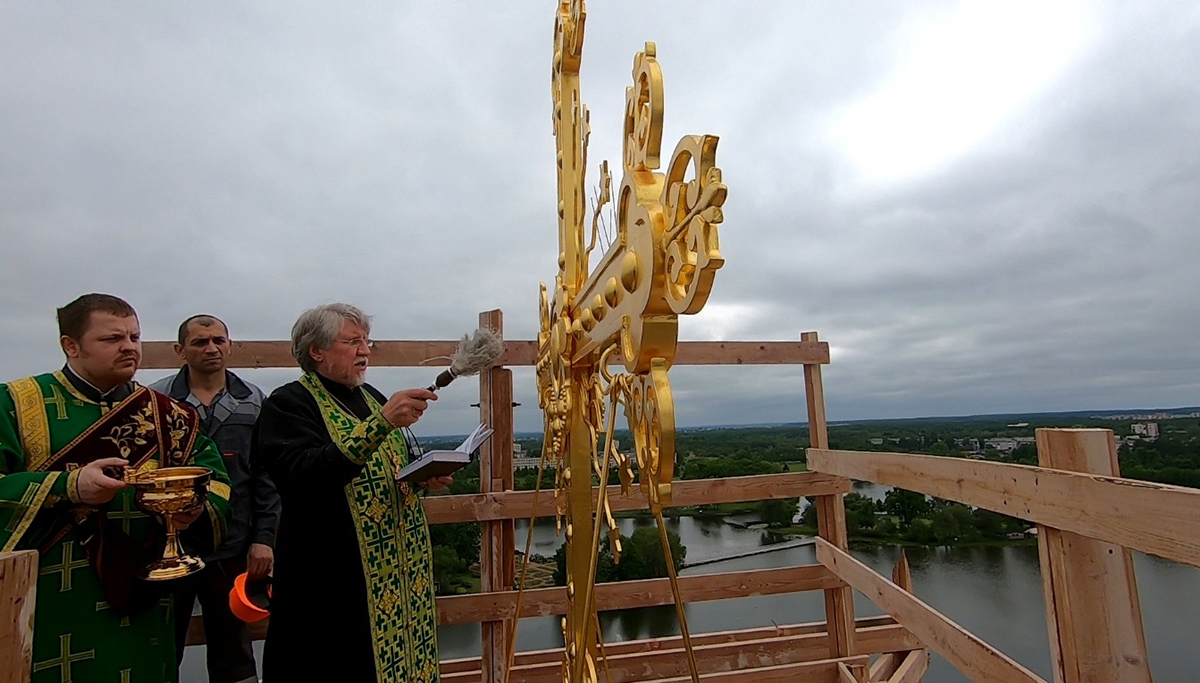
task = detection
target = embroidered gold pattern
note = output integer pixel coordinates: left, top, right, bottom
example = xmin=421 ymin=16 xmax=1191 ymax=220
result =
xmin=101 ymin=403 xmax=154 ymax=458
xmin=9 ymin=377 xmax=52 ymax=470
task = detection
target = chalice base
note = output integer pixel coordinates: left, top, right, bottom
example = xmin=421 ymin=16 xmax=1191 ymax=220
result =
xmin=141 ymin=554 xmax=206 ymax=581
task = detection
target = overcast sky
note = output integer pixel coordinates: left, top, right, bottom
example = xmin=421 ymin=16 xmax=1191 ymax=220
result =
xmin=2 ymin=2 xmax=1198 ymax=435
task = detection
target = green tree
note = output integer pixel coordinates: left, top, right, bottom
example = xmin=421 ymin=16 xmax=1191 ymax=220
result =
xmin=883 ymin=488 xmax=931 ymax=526
xmin=759 ymin=497 xmax=800 ymax=527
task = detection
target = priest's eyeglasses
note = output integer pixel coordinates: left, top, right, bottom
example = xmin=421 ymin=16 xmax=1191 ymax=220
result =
xmin=334 ymin=337 xmax=377 ymax=350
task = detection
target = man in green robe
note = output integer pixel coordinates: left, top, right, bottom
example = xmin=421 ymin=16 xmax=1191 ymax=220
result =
xmin=0 ymin=293 xmax=231 ymax=683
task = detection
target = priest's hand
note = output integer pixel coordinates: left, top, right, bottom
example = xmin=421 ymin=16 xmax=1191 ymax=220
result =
xmin=77 ymin=457 xmax=130 ymax=505
xmin=174 ymin=507 xmax=203 ymax=530
xmin=247 ymin=543 xmax=274 ymax=580
xmin=422 ymin=475 xmax=454 ymax=491
xmin=381 ymin=388 xmax=438 ymax=428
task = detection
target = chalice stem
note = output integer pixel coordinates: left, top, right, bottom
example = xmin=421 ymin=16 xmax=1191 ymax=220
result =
xmin=163 ymin=518 xmax=182 ymax=562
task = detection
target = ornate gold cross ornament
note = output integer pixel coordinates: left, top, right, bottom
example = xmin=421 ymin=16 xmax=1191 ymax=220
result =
xmin=530 ymin=1 xmax=728 ymax=680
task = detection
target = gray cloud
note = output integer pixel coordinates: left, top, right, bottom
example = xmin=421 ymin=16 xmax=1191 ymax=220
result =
xmin=2 ymin=2 xmax=1198 ymax=435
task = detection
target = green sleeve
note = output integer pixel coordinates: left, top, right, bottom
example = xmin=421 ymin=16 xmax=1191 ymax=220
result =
xmin=0 ymin=385 xmax=75 ymax=553
xmin=179 ymin=432 xmax=232 ymax=556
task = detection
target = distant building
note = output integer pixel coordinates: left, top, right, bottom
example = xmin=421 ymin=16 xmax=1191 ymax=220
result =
xmin=513 ymin=442 xmax=554 ymax=471
xmin=984 ymin=438 xmax=1018 ymax=453
xmin=1131 ymin=422 xmax=1159 ymax=439
xmin=869 ymin=438 xmax=884 ymax=446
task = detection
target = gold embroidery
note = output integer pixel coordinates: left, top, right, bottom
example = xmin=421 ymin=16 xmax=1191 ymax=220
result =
xmin=32 ymin=634 xmax=95 ymax=681
xmin=39 ymin=540 xmax=89 ymax=591
xmin=1 ymin=472 xmax=61 ymax=553
xmin=51 ymin=387 xmax=152 ymax=465
xmin=378 ymin=588 xmax=399 ymax=613
xmin=43 ymin=384 xmax=69 ymax=421
xmin=100 ymin=403 xmax=154 ymax=458
xmin=366 ymin=498 xmax=388 ymax=524
xmin=9 ymin=377 xmax=52 ymax=470
xmin=53 ymin=371 xmax=95 ymax=404
xmin=208 ymin=481 xmax=231 ymax=501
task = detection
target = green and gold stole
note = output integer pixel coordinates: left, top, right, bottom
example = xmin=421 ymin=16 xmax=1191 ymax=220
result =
xmin=301 ymin=373 xmax=440 ymax=682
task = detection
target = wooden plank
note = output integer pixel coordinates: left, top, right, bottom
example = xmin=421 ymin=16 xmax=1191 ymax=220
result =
xmin=507 ymin=633 xmax=874 ymax=683
xmin=435 ymin=564 xmax=843 ymax=625
xmin=807 ymin=448 xmax=1200 ymax=570
xmin=1035 ymin=429 xmax=1151 ymax=683
xmin=422 ymin=471 xmax=850 ymax=525
xmin=839 ymin=661 xmax=867 ymax=683
xmin=477 ymin=310 xmax=513 ymax=683
xmin=141 ymin=339 xmax=829 ymax=370
xmin=887 ymin=650 xmax=928 ymax=683
xmin=869 ymin=653 xmax=899 ymax=682
xmin=0 ymin=551 xmax=37 ymax=683
xmin=816 ymin=538 xmax=1044 ymax=683
xmin=653 ymin=656 xmax=871 ymax=683
xmin=803 ymin=331 xmax=857 ymax=660
xmin=438 ymin=617 xmax=909 ymax=678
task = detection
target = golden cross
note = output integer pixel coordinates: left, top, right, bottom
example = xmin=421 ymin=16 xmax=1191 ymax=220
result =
xmin=0 ymin=481 xmax=40 ymax=533
xmin=108 ymin=491 xmax=148 ymax=534
xmin=42 ymin=384 xmax=69 ymax=421
xmin=537 ymin=2 xmax=726 ymax=680
xmin=40 ymin=540 xmax=90 ymax=592
xmin=32 ymin=634 xmax=95 ymax=681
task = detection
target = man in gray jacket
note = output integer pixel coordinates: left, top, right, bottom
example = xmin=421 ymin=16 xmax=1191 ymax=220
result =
xmin=150 ymin=314 xmax=279 ymax=683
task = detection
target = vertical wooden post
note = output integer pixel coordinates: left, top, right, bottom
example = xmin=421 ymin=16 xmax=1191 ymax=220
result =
xmin=1035 ymin=428 xmax=1151 ymax=683
xmin=802 ymin=331 xmax=856 ymax=658
xmin=1 ymin=550 xmax=37 ymax=683
xmin=478 ymin=310 xmax=515 ymax=683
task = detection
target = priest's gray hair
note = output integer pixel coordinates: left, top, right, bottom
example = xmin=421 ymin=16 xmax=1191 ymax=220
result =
xmin=291 ymin=303 xmax=373 ymax=373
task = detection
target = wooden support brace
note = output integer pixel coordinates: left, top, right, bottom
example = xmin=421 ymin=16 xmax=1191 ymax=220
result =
xmin=0 ymin=550 xmax=37 ymax=683
xmin=816 ymin=538 xmax=1045 ymax=683
xmin=803 ymin=331 xmax=857 ymax=659
xmin=1035 ymin=428 xmax=1151 ymax=683
xmin=477 ymin=309 xmax=515 ymax=683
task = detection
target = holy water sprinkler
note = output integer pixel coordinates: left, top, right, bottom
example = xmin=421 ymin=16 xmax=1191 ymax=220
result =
xmin=426 ymin=327 xmax=504 ymax=391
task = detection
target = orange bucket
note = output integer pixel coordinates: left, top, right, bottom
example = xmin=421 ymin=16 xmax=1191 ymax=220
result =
xmin=229 ymin=572 xmax=272 ymax=623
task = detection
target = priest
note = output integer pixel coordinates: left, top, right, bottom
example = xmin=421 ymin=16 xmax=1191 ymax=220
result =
xmin=0 ymin=293 xmax=231 ymax=683
xmin=256 ymin=303 xmax=451 ymax=683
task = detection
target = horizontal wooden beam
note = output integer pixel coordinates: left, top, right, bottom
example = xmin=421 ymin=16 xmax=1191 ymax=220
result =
xmin=141 ymin=339 xmax=829 ymax=370
xmin=816 ymin=538 xmax=1045 ymax=683
xmin=439 ymin=616 xmax=903 ymax=674
xmin=423 ymin=472 xmax=848 ymax=525
xmin=436 ymin=563 xmax=842 ymax=625
xmin=446 ymin=623 xmax=904 ymax=683
xmin=187 ymin=564 xmax=845 ymax=644
xmin=807 ymin=448 xmax=1200 ymax=570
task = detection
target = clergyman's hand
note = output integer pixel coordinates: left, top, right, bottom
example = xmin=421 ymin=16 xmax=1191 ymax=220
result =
xmin=174 ymin=507 xmax=203 ymax=530
xmin=422 ymin=475 xmax=454 ymax=491
xmin=247 ymin=543 xmax=274 ymax=580
xmin=381 ymin=388 xmax=438 ymax=428
xmin=77 ymin=457 xmax=130 ymax=505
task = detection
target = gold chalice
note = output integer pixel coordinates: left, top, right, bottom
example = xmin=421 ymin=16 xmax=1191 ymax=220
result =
xmin=127 ymin=466 xmax=211 ymax=581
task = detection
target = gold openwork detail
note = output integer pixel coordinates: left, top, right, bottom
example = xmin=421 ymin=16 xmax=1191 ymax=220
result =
xmin=531 ymin=3 xmax=722 ymax=680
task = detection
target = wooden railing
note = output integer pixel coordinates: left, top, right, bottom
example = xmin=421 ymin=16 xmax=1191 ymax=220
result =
xmin=151 ymin=309 xmax=906 ymax=682
xmin=807 ymin=426 xmax=1200 ymax=682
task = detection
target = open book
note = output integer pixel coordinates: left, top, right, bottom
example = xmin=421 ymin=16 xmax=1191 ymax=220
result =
xmin=395 ymin=422 xmax=493 ymax=483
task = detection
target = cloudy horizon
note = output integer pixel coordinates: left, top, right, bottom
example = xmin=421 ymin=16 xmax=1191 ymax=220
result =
xmin=2 ymin=2 xmax=1198 ymax=436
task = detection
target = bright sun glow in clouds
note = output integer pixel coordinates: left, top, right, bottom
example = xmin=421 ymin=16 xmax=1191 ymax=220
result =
xmin=830 ymin=1 xmax=1100 ymax=186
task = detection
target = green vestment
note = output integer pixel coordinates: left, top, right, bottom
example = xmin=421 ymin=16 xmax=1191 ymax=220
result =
xmin=0 ymin=371 xmax=231 ymax=683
